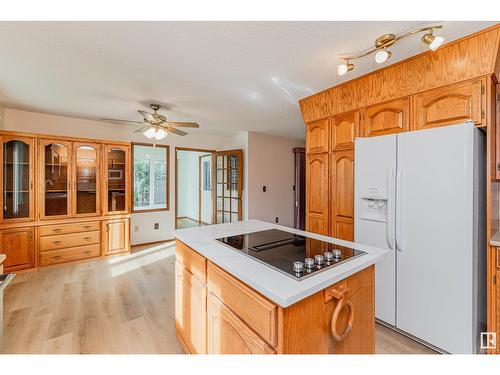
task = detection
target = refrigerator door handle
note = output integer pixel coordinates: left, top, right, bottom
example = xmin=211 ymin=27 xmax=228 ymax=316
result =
xmin=386 ymin=168 xmax=395 ymax=249
xmin=395 ymin=168 xmax=403 ymax=252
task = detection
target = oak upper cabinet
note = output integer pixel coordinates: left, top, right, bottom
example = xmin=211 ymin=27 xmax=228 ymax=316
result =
xmin=330 ymin=150 xmax=354 ymax=240
xmin=102 ymin=218 xmax=130 ymax=255
xmin=175 ymin=262 xmax=207 ymax=354
xmin=306 ymin=153 xmax=329 ymax=235
xmin=38 ymin=139 xmax=73 ymax=219
xmin=73 ymin=142 xmax=101 ymax=217
xmin=0 ymin=227 xmax=35 ymax=271
xmin=363 ymin=97 xmax=410 ymax=137
xmin=306 ymin=118 xmax=329 ymax=154
xmin=331 ymin=111 xmax=359 ymax=151
xmin=414 ymin=79 xmax=485 ymax=130
xmin=103 ymin=144 xmax=130 ymax=215
xmin=1 ymin=135 xmax=35 ymax=223
xmin=207 ymin=292 xmax=275 ymax=354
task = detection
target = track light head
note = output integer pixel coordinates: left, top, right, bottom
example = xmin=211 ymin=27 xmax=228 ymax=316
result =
xmin=337 ymin=62 xmax=354 ymax=76
xmin=422 ymin=30 xmax=445 ymax=51
xmin=375 ymin=49 xmax=392 ymax=64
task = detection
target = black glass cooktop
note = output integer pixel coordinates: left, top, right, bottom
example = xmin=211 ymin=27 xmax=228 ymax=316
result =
xmin=216 ymin=229 xmax=365 ymax=281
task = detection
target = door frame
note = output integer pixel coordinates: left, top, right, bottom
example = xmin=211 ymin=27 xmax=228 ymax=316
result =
xmin=198 ymin=153 xmax=213 ymax=225
xmin=175 ymin=147 xmax=215 ymax=229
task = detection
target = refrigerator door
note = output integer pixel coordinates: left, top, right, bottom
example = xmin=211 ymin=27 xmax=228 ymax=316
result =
xmin=355 ymin=134 xmax=397 ymax=326
xmin=396 ymin=123 xmax=474 ymax=353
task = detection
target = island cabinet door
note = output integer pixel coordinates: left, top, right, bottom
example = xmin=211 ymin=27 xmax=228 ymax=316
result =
xmin=175 ymin=262 xmax=207 ymax=354
xmin=207 ymin=292 xmax=276 ymax=354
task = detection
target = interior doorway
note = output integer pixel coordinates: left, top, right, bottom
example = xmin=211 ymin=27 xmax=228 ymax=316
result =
xmin=175 ymin=148 xmax=243 ymax=229
xmin=175 ymin=148 xmax=214 ymax=229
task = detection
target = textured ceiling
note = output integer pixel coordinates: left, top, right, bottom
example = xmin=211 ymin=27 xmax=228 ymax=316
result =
xmin=0 ymin=21 xmax=495 ymax=139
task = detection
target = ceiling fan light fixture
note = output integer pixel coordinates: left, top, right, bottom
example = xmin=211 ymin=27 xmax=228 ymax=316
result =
xmin=375 ymin=49 xmax=392 ymax=64
xmin=143 ymin=127 xmax=157 ymax=139
xmin=155 ymin=128 xmax=168 ymax=140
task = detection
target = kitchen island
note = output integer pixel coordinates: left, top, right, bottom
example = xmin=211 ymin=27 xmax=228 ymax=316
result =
xmin=174 ymin=220 xmax=387 ymax=354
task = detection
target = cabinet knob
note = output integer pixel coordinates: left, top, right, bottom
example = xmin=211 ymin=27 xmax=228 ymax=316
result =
xmin=83 ymin=236 xmax=91 ymax=241
xmin=52 ymin=228 xmax=62 ymax=233
xmin=83 ymin=225 xmax=92 ymax=229
xmin=52 ymin=255 xmax=62 ymax=260
xmin=53 ymin=240 xmax=61 ymax=245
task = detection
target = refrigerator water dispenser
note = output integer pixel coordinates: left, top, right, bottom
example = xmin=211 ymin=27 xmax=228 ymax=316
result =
xmin=359 ymin=197 xmax=387 ymax=222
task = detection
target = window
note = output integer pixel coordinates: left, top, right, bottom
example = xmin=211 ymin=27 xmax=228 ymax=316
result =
xmin=202 ymin=160 xmax=211 ymax=191
xmin=132 ymin=144 xmax=169 ymax=212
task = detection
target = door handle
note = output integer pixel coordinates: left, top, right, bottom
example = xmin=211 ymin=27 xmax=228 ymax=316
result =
xmin=386 ymin=168 xmax=395 ymax=250
xmin=395 ymin=168 xmax=404 ymax=253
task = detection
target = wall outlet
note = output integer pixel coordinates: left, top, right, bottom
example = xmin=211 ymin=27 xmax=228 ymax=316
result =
xmin=275 ymin=217 xmax=279 ymax=223
xmin=134 ymin=225 xmax=139 ymax=232
xmin=154 ymin=222 xmax=160 ymax=230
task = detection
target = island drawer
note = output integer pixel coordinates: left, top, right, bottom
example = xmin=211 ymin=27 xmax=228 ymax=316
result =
xmin=207 ymin=262 xmax=278 ymax=347
xmin=39 ymin=231 xmax=100 ymax=251
xmin=39 ymin=244 xmax=101 ymax=266
xmin=175 ymin=240 xmax=207 ymax=282
xmin=39 ymin=221 xmax=100 ymax=236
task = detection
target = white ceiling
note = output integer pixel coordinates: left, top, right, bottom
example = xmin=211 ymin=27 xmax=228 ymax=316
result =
xmin=0 ymin=21 xmax=495 ymax=139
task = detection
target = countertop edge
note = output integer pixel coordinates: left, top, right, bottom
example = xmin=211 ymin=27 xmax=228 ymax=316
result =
xmin=174 ymin=220 xmax=388 ymax=308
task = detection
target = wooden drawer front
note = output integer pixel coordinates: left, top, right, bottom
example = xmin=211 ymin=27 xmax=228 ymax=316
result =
xmin=39 ymin=221 xmax=100 ymax=236
xmin=414 ymin=79 xmax=483 ymax=130
xmin=364 ymin=97 xmax=410 ymax=137
xmin=306 ymin=118 xmax=329 ymax=154
xmin=39 ymin=244 xmax=100 ymax=266
xmin=175 ymin=240 xmax=207 ymax=283
xmin=207 ymin=262 xmax=278 ymax=347
xmin=207 ymin=292 xmax=276 ymax=354
xmin=39 ymin=230 xmax=100 ymax=251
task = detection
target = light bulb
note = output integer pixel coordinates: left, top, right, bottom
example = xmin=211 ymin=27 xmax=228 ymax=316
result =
xmin=429 ymin=36 xmax=444 ymax=51
xmin=337 ymin=62 xmax=354 ymax=76
xmin=338 ymin=64 xmax=348 ymax=76
xmin=143 ymin=127 xmax=157 ymax=139
xmin=155 ymin=128 xmax=168 ymax=140
xmin=375 ymin=49 xmax=391 ymax=64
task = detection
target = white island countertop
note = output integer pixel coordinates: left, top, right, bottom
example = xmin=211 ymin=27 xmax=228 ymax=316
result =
xmin=174 ymin=220 xmax=388 ymax=307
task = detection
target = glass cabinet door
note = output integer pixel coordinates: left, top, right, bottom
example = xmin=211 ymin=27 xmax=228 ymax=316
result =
xmin=105 ymin=146 xmax=129 ymax=214
xmin=74 ymin=143 xmax=100 ymax=216
xmin=40 ymin=140 xmax=71 ymax=218
xmin=2 ymin=137 xmax=34 ymax=221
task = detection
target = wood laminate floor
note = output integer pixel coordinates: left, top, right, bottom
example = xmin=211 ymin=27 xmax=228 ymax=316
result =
xmin=1 ymin=241 xmax=436 ymax=354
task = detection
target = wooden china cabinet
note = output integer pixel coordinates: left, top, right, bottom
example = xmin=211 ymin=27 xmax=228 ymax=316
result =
xmin=0 ymin=131 xmax=131 ymax=272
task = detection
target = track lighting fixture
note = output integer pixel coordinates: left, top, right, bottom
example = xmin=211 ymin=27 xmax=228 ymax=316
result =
xmin=422 ymin=29 xmax=445 ymax=51
xmin=337 ymin=24 xmax=445 ymax=76
xmin=337 ymin=61 xmax=354 ymax=76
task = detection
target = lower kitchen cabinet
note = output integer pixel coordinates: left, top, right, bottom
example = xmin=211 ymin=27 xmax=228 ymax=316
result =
xmin=207 ymin=292 xmax=276 ymax=354
xmin=0 ymin=227 xmax=35 ymax=271
xmin=175 ymin=261 xmax=207 ymax=354
xmin=102 ymin=218 xmax=130 ymax=255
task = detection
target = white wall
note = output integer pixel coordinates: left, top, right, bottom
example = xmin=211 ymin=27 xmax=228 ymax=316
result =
xmin=1 ymin=108 xmax=305 ymax=243
xmin=1 ymin=108 xmax=240 ymax=244
xmin=246 ymin=131 xmax=305 ymax=227
xmin=177 ymin=150 xmax=204 ymax=220
xmin=199 ymin=154 xmax=213 ymax=224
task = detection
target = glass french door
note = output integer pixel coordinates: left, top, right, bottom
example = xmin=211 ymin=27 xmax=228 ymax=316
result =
xmin=1 ymin=136 xmax=35 ymax=222
xmin=39 ymin=139 xmax=72 ymax=219
xmin=73 ymin=142 xmax=101 ymax=216
xmin=212 ymin=150 xmax=243 ymax=224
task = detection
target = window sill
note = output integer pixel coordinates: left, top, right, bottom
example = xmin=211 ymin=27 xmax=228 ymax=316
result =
xmin=132 ymin=207 xmax=169 ymax=214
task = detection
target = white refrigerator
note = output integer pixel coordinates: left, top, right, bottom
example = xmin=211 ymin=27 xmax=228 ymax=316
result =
xmin=354 ymin=122 xmax=486 ymax=354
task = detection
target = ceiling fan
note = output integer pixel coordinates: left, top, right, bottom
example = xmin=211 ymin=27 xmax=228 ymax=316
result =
xmin=101 ymin=103 xmax=199 ymax=140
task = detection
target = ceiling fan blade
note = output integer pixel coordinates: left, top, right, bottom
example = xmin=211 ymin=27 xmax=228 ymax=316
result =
xmin=165 ymin=125 xmax=188 ymax=136
xmin=166 ymin=121 xmax=199 ymax=128
xmin=100 ymin=118 xmax=144 ymax=124
xmin=138 ymin=110 xmax=157 ymax=124
xmin=134 ymin=125 xmax=151 ymax=133
xmin=152 ymin=113 xmax=166 ymax=123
